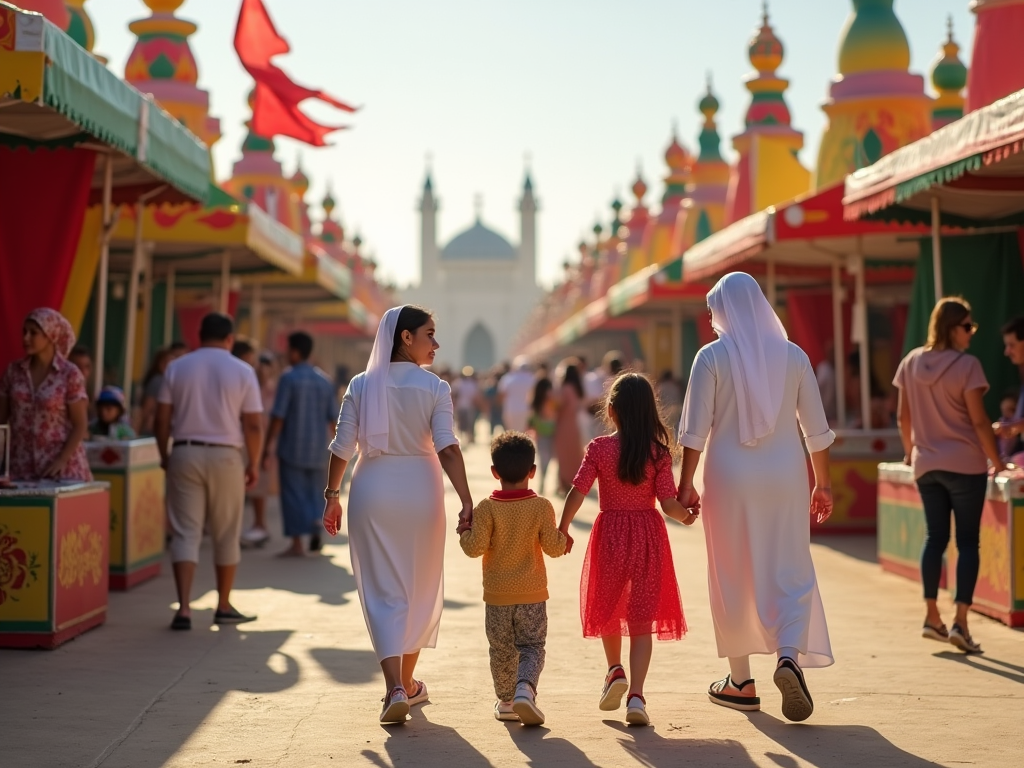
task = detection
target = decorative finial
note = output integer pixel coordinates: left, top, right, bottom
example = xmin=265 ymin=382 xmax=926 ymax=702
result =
xmin=947 ymin=14 xmax=954 ymax=44
xmin=762 ymin=0 xmax=769 ymax=26
xmin=474 ymin=193 xmax=483 ymax=221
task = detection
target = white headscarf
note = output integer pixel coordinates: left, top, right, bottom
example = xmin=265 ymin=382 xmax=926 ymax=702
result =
xmin=707 ymin=272 xmax=790 ymax=447
xmin=359 ymin=306 xmax=403 ymax=458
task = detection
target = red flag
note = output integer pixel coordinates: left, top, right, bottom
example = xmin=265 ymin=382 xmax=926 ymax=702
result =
xmin=234 ymin=0 xmax=357 ymax=146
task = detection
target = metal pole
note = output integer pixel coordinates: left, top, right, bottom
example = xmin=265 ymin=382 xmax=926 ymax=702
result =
xmin=122 ymin=199 xmax=145 ymax=401
xmin=931 ymin=195 xmax=943 ymax=303
xmin=251 ymin=282 xmax=264 ymax=348
xmin=140 ymin=246 xmax=153 ymax=371
xmin=832 ymin=260 xmax=847 ymax=428
xmin=854 ymin=250 xmax=871 ymax=431
xmin=163 ymin=266 xmax=176 ymax=346
xmin=93 ymin=154 xmax=114 ymax=398
xmin=670 ymin=304 xmax=683 ymax=380
xmin=766 ymin=258 xmax=778 ymax=308
xmin=219 ymin=251 xmax=231 ymax=315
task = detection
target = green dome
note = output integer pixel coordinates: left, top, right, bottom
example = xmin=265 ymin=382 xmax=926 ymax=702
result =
xmin=699 ymin=90 xmax=720 ymax=115
xmin=837 ymin=0 xmax=911 ymax=76
xmin=933 ymin=58 xmax=967 ymax=92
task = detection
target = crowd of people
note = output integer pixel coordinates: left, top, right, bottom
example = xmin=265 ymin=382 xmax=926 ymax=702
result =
xmin=1 ymin=277 xmax=1021 ymax=730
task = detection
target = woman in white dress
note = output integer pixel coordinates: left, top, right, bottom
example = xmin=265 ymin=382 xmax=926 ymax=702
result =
xmin=323 ymin=306 xmax=473 ymax=724
xmin=677 ymin=272 xmax=835 ymax=722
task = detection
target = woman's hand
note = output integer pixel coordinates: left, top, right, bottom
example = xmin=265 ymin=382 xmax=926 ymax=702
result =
xmin=677 ymin=484 xmax=701 ymax=513
xmin=43 ymin=453 xmax=69 ymax=479
xmin=457 ymin=501 xmax=473 ymax=533
xmin=810 ymin=486 xmax=833 ymax=524
xmin=322 ymin=498 xmax=344 ymax=536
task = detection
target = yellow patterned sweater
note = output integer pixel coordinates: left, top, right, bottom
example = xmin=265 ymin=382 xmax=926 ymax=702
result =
xmin=459 ymin=490 xmax=567 ymax=605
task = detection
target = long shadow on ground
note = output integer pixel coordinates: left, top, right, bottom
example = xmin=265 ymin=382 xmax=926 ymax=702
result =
xmin=363 ymin=705 xmax=494 ymax=767
xmin=747 ymin=712 xmax=945 ymax=767
xmin=604 ymin=720 xmax=761 ymax=768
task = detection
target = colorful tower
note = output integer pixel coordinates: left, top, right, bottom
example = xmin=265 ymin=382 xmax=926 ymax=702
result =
xmin=965 ymin=0 xmax=1024 ymax=113
xmin=319 ymin=188 xmax=344 ymax=245
xmin=685 ymin=77 xmax=731 ymax=245
xmin=125 ymin=0 xmax=220 ymax=150
xmin=813 ymin=0 xmax=932 ymax=190
xmin=225 ymin=91 xmax=302 ymax=233
xmin=65 ymin=1 xmax=94 ymax=52
xmin=290 ymin=159 xmax=313 ymax=237
xmin=930 ymin=17 xmax=967 ymax=130
xmin=725 ymin=4 xmax=810 ymax=224
xmin=639 ymin=131 xmax=693 ymax=271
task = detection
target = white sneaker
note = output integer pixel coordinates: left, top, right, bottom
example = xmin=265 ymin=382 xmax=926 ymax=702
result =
xmin=625 ymin=694 xmax=650 ymax=726
xmin=380 ymin=687 xmax=409 ymax=724
xmin=512 ymin=682 xmax=545 ymax=726
xmin=241 ymin=527 xmax=270 ymax=548
xmin=599 ymin=665 xmax=629 ymax=711
xmin=494 ymin=700 xmax=519 ymax=721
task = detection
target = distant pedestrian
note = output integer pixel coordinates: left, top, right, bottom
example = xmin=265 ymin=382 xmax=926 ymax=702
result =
xmin=557 ymin=372 xmax=692 ymax=727
xmin=155 ymin=313 xmax=264 ymax=631
xmin=894 ymin=297 xmax=1005 ymax=655
xmin=678 ymin=273 xmax=834 ymax=723
xmin=499 ymin=357 xmax=536 ymax=433
xmin=528 ymin=377 xmax=557 ymax=494
xmin=459 ymin=431 xmax=567 ymax=725
xmin=454 ymin=366 xmax=481 ymax=444
xmin=553 ymin=359 xmax=584 ymax=494
xmin=263 ymin=332 xmax=337 ymax=557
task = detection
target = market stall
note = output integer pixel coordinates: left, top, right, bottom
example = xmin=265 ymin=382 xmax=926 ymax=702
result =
xmin=84 ymin=438 xmax=163 ymax=590
xmin=878 ymin=463 xmax=1024 ymax=627
xmin=0 ymin=481 xmax=110 ymax=648
xmin=679 ymin=183 xmax=936 ymax=531
xmin=0 ymin=1 xmax=210 ymax=389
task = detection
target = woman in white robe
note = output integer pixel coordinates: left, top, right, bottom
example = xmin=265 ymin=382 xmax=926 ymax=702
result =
xmin=677 ymin=272 xmax=835 ymax=723
xmin=323 ymin=306 xmax=473 ymax=724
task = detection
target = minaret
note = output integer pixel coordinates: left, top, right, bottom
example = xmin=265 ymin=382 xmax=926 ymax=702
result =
xmin=636 ymin=130 xmax=692 ymax=271
xmin=725 ymin=4 xmax=809 ymax=224
xmin=686 ymin=76 xmax=730 ymax=245
xmin=125 ymin=0 xmax=220 ymax=151
xmin=966 ymin=0 xmax=1024 ymax=113
xmin=813 ymin=0 xmax=931 ymax=190
xmin=930 ymin=17 xmax=968 ymax=131
xmin=419 ymin=172 xmax=438 ymax=290
xmin=519 ymin=172 xmax=537 ymax=289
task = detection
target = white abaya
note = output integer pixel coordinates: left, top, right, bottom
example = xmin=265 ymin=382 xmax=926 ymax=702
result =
xmin=681 ymin=341 xmax=836 ymax=668
xmin=330 ymin=362 xmax=458 ymax=661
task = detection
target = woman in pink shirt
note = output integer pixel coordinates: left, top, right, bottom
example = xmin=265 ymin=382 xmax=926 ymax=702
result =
xmin=894 ymin=298 xmax=1005 ymax=655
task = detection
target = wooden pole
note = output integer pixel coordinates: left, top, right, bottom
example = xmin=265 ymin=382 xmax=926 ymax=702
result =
xmin=931 ymin=195 xmax=944 ymax=303
xmin=163 ymin=267 xmax=175 ymax=346
xmin=122 ymin=199 xmax=145 ymax=401
xmin=832 ymin=260 xmax=847 ymax=428
xmin=93 ymin=154 xmax=114 ymax=398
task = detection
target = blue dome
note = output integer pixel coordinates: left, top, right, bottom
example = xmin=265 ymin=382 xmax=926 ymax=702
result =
xmin=441 ymin=220 xmax=516 ymax=260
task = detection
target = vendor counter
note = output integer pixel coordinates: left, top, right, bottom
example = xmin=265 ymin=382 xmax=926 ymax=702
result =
xmin=85 ymin=439 xmax=165 ymax=590
xmin=0 ymin=481 xmax=110 ymax=648
xmin=812 ymin=430 xmax=904 ymax=533
xmin=878 ymin=462 xmax=1024 ymax=627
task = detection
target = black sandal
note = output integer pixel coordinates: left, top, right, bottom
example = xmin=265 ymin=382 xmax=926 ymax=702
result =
xmin=774 ymin=657 xmax=813 ymax=722
xmin=708 ymin=674 xmax=761 ymax=711
xmin=170 ymin=614 xmax=191 ymax=631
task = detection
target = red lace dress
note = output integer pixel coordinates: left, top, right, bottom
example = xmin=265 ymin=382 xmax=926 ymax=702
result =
xmin=572 ymin=435 xmax=685 ymax=640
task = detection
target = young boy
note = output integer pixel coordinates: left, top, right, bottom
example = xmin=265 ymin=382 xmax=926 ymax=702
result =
xmin=458 ymin=431 xmax=567 ymax=726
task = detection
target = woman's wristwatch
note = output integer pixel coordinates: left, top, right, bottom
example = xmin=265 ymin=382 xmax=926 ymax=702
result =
xmin=324 ymin=487 xmax=341 ymax=500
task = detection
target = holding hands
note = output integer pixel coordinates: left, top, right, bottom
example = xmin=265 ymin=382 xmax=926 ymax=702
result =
xmin=455 ymin=501 xmax=473 ymax=534
xmin=810 ymin=486 xmax=832 ymax=524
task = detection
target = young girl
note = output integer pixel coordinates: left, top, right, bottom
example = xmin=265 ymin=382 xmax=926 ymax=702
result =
xmin=90 ymin=386 xmax=136 ymax=440
xmin=558 ymin=372 xmax=696 ymax=726
xmin=528 ymin=377 xmax=557 ymax=494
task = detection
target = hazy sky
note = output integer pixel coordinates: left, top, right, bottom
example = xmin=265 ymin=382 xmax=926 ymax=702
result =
xmin=88 ymin=0 xmax=974 ymax=288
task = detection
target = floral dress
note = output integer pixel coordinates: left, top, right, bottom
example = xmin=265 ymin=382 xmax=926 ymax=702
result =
xmin=572 ymin=435 xmax=684 ymax=640
xmin=0 ymin=357 xmax=92 ymax=482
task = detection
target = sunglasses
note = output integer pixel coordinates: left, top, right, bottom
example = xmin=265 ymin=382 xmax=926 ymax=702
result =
xmin=960 ymin=321 xmax=979 ymax=334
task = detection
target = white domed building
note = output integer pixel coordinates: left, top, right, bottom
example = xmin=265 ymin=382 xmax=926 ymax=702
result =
xmin=402 ymin=174 xmax=540 ymax=370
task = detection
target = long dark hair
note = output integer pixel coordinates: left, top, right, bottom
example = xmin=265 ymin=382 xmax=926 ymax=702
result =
xmin=605 ymin=372 xmax=672 ymax=485
xmin=390 ymin=305 xmax=433 ymax=360
xmin=531 ymin=377 xmax=553 ymax=413
xmin=560 ymin=359 xmax=584 ymax=398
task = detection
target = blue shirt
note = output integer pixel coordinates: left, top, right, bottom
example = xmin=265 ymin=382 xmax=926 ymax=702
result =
xmin=271 ymin=362 xmax=339 ymax=469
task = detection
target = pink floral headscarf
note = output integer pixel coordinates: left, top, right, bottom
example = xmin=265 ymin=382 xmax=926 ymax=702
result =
xmin=26 ymin=307 xmax=76 ymax=359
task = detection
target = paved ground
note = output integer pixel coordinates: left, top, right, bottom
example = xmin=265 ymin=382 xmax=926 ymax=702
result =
xmin=4 ymin=438 xmax=1023 ymax=768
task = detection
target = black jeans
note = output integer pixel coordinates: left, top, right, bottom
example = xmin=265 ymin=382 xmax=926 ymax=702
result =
xmin=916 ymin=470 xmax=988 ymax=605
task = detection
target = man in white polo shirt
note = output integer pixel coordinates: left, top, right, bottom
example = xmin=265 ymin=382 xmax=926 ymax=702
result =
xmin=155 ymin=313 xmax=264 ymax=630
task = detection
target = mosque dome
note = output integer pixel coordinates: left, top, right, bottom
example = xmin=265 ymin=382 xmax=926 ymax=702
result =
xmin=931 ymin=19 xmax=967 ymax=93
xmin=441 ymin=221 xmax=516 ymax=260
xmin=699 ymin=88 xmax=720 ymax=118
xmin=632 ymin=172 xmax=648 ymax=203
xmin=749 ymin=6 xmax=784 ymax=73
xmin=837 ymin=0 xmax=911 ymax=76
xmin=664 ymin=135 xmax=692 ymax=173
xmin=291 ymin=165 xmax=310 ymax=195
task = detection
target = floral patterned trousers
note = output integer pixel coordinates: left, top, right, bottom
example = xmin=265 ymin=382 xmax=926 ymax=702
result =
xmin=485 ymin=602 xmax=548 ymax=701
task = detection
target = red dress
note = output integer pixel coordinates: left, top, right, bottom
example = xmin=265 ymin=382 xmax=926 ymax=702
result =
xmin=572 ymin=435 xmax=685 ymax=640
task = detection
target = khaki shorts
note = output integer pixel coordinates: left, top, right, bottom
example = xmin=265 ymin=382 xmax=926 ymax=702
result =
xmin=166 ymin=445 xmax=245 ymax=565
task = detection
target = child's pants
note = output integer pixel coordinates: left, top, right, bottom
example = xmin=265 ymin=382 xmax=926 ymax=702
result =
xmin=485 ymin=602 xmax=547 ymax=701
